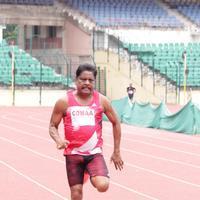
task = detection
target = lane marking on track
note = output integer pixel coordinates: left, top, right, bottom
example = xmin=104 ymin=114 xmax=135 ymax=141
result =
xmin=1 ymin=136 xmax=200 ymax=189
xmin=105 ymin=143 xmax=200 ymax=169
xmin=0 ymin=115 xmax=47 ymax=130
xmin=0 ymin=136 xmax=159 ymax=199
xmin=1 ymin=123 xmax=200 ymax=169
xmin=1 ymin=116 xmax=200 ymax=156
xmin=104 ymin=134 xmax=200 ymax=157
xmin=123 ymin=161 xmax=200 ymax=189
xmin=0 ymin=160 xmax=68 ymax=200
xmin=2 ymin=112 xmax=200 ymax=146
xmin=0 ymin=123 xmax=51 ymax=142
xmin=3 ymin=113 xmax=200 ymax=147
xmin=110 ymin=181 xmax=159 ymax=200
xmin=0 ymin=136 xmax=63 ymax=163
xmin=103 ymin=126 xmax=200 ymax=146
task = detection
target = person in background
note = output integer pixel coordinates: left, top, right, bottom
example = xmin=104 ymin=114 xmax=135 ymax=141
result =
xmin=49 ymin=63 xmax=124 ymax=200
xmin=127 ymin=83 xmax=136 ymax=101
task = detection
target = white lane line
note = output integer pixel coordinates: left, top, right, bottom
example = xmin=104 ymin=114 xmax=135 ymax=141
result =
xmin=0 ymin=136 xmax=63 ymax=163
xmin=104 ymin=134 xmax=200 ymax=157
xmin=3 ymin=113 xmax=200 ymax=147
xmin=0 ymin=160 xmax=68 ymax=200
xmin=104 ymin=157 xmax=200 ymax=189
xmin=1 ymin=116 xmax=200 ymax=157
xmin=0 ymin=115 xmax=47 ymax=130
xmin=124 ymin=161 xmax=200 ymax=189
xmin=0 ymin=123 xmax=51 ymax=142
xmin=8 ymin=113 xmax=200 ymax=146
xmin=1 ymin=136 xmax=200 ymax=189
xmin=104 ymin=143 xmax=200 ymax=169
xmin=1 ymin=123 xmax=200 ymax=169
xmin=0 ymin=137 xmax=159 ymax=200
xmin=103 ymin=126 xmax=200 ymax=146
xmin=110 ymin=181 xmax=159 ymax=200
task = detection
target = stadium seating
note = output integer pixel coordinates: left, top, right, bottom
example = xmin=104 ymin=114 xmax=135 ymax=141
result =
xmin=0 ymin=40 xmax=73 ymax=87
xmin=124 ymin=42 xmax=200 ymax=87
xmin=164 ymin=0 xmax=200 ymax=26
xmin=64 ymin=0 xmax=183 ymax=28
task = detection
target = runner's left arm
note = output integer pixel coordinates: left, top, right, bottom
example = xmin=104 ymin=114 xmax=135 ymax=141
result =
xmin=101 ymin=95 xmax=124 ymax=170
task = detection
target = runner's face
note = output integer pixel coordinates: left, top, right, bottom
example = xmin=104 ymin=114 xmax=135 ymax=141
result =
xmin=76 ymin=71 xmax=95 ymax=95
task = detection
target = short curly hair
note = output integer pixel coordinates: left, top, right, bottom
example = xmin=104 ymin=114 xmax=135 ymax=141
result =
xmin=76 ymin=63 xmax=97 ymax=79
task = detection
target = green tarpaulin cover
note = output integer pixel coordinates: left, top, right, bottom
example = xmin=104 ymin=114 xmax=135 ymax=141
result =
xmin=105 ymin=97 xmax=200 ymax=135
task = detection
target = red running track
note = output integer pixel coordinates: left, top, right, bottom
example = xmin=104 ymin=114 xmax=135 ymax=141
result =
xmin=0 ymin=107 xmax=200 ymax=200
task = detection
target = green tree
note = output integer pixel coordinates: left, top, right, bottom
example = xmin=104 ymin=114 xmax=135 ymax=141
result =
xmin=3 ymin=24 xmax=18 ymax=43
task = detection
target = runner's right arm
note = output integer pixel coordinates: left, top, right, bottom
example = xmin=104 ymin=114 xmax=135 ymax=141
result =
xmin=49 ymin=98 xmax=69 ymax=149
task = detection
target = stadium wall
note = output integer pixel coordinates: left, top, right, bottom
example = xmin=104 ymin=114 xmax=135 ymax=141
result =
xmin=95 ymin=50 xmax=162 ymax=104
xmin=63 ymin=19 xmax=92 ymax=56
xmin=22 ymin=18 xmax=92 ymax=56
